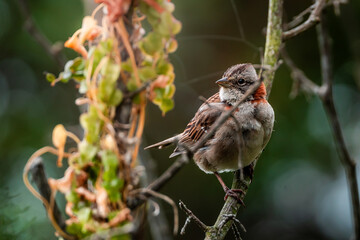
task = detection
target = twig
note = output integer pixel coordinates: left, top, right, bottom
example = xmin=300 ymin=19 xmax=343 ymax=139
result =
xmin=179 ymin=200 xmax=208 ymax=233
xmin=18 ymin=0 xmax=66 ymax=68
xmin=29 ymin=158 xmax=66 ymax=231
xmin=125 ymin=82 xmax=151 ymax=99
xmin=284 ymin=2 xmax=316 ymax=30
xmin=282 ymin=0 xmax=325 ymax=41
xmin=281 ymin=48 xmax=323 ymax=97
xmin=130 ymin=188 xmax=179 ymax=235
xmin=128 ymin=153 xmax=189 ymax=209
xmin=316 ymin=14 xmax=360 ymax=239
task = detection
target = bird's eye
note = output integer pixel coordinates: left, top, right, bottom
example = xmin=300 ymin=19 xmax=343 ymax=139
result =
xmin=238 ymin=78 xmax=245 ymax=84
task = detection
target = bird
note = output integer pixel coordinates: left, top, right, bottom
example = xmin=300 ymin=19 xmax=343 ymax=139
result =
xmin=145 ymin=63 xmax=275 ymax=203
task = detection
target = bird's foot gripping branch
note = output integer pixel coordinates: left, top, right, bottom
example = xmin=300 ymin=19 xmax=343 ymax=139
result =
xmin=23 ymin=1 xmax=181 ymax=239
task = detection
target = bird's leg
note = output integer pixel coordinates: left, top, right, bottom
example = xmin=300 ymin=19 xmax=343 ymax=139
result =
xmin=214 ymin=172 xmax=245 ymax=206
xmin=243 ymin=164 xmax=254 ymax=181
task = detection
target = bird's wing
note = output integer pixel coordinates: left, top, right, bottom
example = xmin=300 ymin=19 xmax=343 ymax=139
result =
xmin=170 ymin=93 xmax=224 ymax=158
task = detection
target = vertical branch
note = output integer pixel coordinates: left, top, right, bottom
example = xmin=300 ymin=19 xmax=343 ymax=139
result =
xmin=204 ymin=0 xmax=283 ymax=239
xmin=316 ymin=14 xmax=360 ymax=239
xmin=263 ymin=0 xmax=283 ymax=95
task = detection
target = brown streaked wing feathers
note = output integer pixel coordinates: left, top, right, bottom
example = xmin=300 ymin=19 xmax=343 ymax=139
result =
xmin=170 ymin=92 xmax=223 ymax=157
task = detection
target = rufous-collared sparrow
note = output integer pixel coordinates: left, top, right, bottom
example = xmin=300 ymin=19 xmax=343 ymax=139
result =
xmin=146 ymin=63 xmax=275 ymax=203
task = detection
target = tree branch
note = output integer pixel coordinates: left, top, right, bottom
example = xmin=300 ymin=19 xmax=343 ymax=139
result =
xmin=282 ymin=11 xmax=359 ymax=239
xmin=263 ymin=0 xmax=283 ymax=95
xmin=282 ymin=0 xmax=347 ymax=41
xmin=18 ymin=0 xmax=67 ymax=68
xmin=179 ymin=200 xmax=208 ymax=233
xmin=316 ymin=14 xmax=360 ymax=239
xmin=282 ymin=0 xmax=325 ymax=41
xmin=281 ymin=48 xmax=324 ymax=97
xmin=204 ymin=0 xmax=283 ymax=239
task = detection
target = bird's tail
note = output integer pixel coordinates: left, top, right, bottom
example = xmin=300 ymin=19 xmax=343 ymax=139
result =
xmin=144 ymin=134 xmax=181 ymax=150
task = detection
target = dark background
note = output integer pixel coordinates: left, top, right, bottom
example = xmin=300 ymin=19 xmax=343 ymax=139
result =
xmin=1 ymin=0 xmax=360 ymax=239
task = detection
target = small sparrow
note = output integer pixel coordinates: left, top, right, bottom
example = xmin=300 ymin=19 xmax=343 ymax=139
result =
xmin=145 ymin=63 xmax=274 ymax=203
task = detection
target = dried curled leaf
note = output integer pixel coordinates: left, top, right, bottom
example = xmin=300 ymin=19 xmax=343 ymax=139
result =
xmin=52 ymin=124 xmax=67 ymax=167
xmin=75 ymin=187 xmax=96 ymax=202
xmin=48 ymin=168 xmax=74 ymax=194
xmin=108 ymin=208 xmax=132 ymax=227
xmin=65 ymin=34 xmax=88 ymax=59
xmin=96 ymin=186 xmax=110 ymax=218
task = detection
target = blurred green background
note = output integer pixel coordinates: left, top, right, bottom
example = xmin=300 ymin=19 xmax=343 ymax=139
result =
xmin=1 ymin=0 xmax=360 ymax=239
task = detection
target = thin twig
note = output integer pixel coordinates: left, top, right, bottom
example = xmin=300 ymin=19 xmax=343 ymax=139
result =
xmin=179 ymin=200 xmax=208 ymax=233
xmin=18 ymin=0 xmax=66 ymax=68
xmin=230 ymin=0 xmax=246 ymax=39
xmin=130 ymin=188 xmax=179 ymax=235
xmin=281 ymin=48 xmax=323 ymax=97
xmin=127 ymin=153 xmax=189 ymax=209
xmin=282 ymin=0 xmax=325 ymax=41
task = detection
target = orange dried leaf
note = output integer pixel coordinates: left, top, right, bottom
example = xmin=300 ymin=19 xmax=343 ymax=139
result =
xmin=96 ymin=187 xmax=110 ymax=218
xmin=65 ymin=202 xmax=75 ymax=217
xmin=52 ymin=124 xmax=67 ymax=167
xmin=52 ymin=124 xmax=67 ymax=148
xmin=108 ymin=208 xmax=132 ymax=227
xmin=75 ymin=187 xmax=96 ymax=202
xmin=48 ymin=168 xmax=74 ymax=194
xmin=64 ymin=35 xmax=88 ymax=59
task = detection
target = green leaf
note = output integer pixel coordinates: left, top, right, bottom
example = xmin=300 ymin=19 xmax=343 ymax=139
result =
xmin=101 ymin=150 xmax=118 ymax=169
xmin=46 ymin=73 xmax=56 ymax=83
xmin=100 ymin=150 xmax=124 ymax=202
xmin=139 ymin=32 xmax=163 ymax=56
xmin=164 ymin=83 xmax=176 ymax=98
xmin=160 ymin=98 xmax=174 ymax=114
xmin=78 ymin=140 xmax=98 ymax=165
xmin=156 ymin=11 xmax=182 ymax=37
xmin=77 ymin=207 xmax=92 ymax=223
xmin=139 ymin=66 xmax=157 ymax=82
xmin=98 ymin=58 xmax=122 ymax=105
xmin=156 ymin=60 xmax=173 ymax=75
xmin=80 ymin=105 xmax=103 ymax=144
xmin=66 ymin=189 xmax=80 ymax=203
xmin=79 ymin=80 xmax=88 ymax=94
xmin=88 ymin=39 xmax=114 ymax=76
xmin=121 ymin=59 xmax=133 ymax=73
xmin=108 ymin=89 xmax=123 ymax=106
xmin=167 ymin=38 xmax=178 ymax=53
xmin=126 ymin=77 xmax=138 ymax=91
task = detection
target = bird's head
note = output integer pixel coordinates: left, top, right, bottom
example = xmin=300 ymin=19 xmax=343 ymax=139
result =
xmin=216 ymin=63 xmax=263 ymax=104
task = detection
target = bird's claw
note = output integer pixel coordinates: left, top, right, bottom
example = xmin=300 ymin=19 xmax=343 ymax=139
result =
xmin=224 ymin=188 xmax=245 ymax=206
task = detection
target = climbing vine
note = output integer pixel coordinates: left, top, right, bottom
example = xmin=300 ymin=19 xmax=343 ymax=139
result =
xmin=23 ymin=0 xmax=181 ymax=239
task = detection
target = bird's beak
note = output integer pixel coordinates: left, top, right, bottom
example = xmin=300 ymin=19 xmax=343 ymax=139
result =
xmin=216 ymin=77 xmax=230 ymax=87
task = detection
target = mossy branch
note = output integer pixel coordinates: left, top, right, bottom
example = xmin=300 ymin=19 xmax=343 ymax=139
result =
xmin=203 ymin=0 xmax=283 ymax=239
